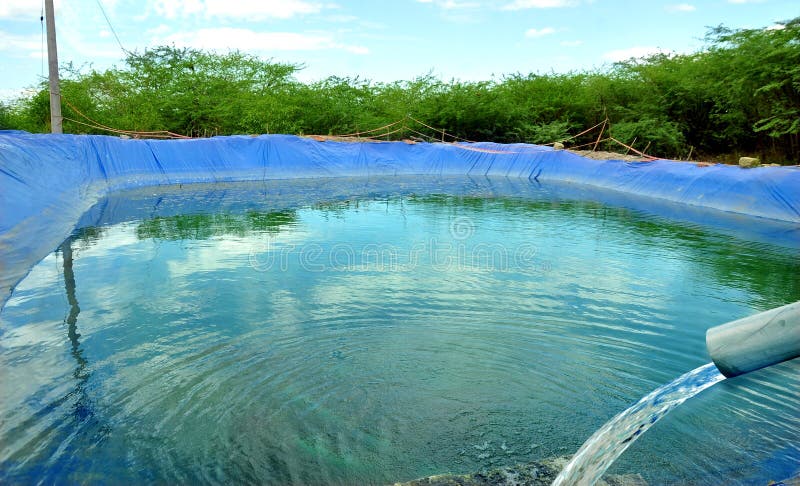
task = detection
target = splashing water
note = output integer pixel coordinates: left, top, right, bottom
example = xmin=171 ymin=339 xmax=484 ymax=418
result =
xmin=553 ymin=363 xmax=726 ymax=486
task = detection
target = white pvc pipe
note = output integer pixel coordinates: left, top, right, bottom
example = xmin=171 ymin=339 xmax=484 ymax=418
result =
xmin=706 ymin=301 xmax=800 ymax=378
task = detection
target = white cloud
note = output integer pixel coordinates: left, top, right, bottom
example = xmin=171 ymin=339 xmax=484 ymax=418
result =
xmin=441 ymin=0 xmax=481 ymax=7
xmin=344 ymin=45 xmax=370 ymax=54
xmin=146 ymin=24 xmax=172 ymax=36
xmin=160 ymin=27 xmax=369 ymax=54
xmin=503 ymin=0 xmax=578 ymax=9
xmin=151 ymin=0 xmax=204 ymax=18
xmin=355 ymin=20 xmax=386 ymax=30
xmin=525 ymin=27 xmax=556 ymax=38
xmin=415 ymin=0 xmax=483 ymax=23
xmin=54 ymin=0 xmax=129 ymax=60
xmin=0 ymin=30 xmax=41 ymax=52
xmin=665 ymin=3 xmax=696 ymax=12
xmin=416 ymin=0 xmax=481 ymax=8
xmin=326 ymin=14 xmax=359 ymax=22
xmin=766 ymin=23 xmax=786 ymax=30
xmin=0 ymin=0 xmax=61 ymax=20
xmin=150 ymin=0 xmax=323 ymax=21
xmin=602 ymin=46 xmax=670 ymax=62
xmin=0 ymin=87 xmax=37 ymax=102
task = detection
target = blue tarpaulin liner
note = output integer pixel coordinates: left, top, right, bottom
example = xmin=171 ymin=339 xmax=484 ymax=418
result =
xmin=1 ymin=130 xmax=799 ymax=304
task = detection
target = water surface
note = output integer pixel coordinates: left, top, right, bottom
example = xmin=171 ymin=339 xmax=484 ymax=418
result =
xmin=1 ymin=177 xmax=798 ymax=484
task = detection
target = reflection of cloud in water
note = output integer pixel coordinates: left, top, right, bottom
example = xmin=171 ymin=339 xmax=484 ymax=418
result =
xmin=72 ymin=223 xmax=142 ymax=257
xmin=0 ymin=319 xmax=76 ymax=416
xmin=166 ymin=230 xmax=314 ymax=280
xmin=1 ymin=319 xmax=66 ymax=348
xmin=5 ymin=253 xmax=61 ymax=304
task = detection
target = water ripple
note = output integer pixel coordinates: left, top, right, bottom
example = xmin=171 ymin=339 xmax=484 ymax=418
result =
xmin=1 ymin=180 xmax=798 ymax=484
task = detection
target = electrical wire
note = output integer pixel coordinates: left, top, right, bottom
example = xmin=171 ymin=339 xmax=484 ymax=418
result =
xmin=95 ymin=0 xmax=128 ymax=55
xmin=40 ymin=2 xmax=45 ymax=79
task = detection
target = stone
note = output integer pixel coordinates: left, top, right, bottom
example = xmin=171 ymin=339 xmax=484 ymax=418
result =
xmin=553 ymin=142 xmax=565 ymax=150
xmin=738 ymin=156 xmax=760 ymax=168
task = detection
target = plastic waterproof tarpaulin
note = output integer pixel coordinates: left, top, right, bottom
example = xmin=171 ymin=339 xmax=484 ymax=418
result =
xmin=1 ymin=131 xmax=799 ymax=304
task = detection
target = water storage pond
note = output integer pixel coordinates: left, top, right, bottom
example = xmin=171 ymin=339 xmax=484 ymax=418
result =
xmin=1 ymin=176 xmax=798 ymax=484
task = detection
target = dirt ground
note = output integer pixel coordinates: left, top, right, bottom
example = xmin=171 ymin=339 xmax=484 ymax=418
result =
xmin=568 ymin=149 xmax=650 ymax=162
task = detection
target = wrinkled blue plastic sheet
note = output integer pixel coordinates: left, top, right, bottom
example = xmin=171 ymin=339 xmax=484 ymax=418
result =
xmin=2 ymin=131 xmax=799 ymax=305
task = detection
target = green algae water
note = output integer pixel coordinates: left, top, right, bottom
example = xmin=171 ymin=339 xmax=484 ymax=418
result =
xmin=1 ymin=177 xmax=798 ymax=485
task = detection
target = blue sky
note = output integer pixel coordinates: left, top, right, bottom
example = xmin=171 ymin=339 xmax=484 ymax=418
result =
xmin=0 ymin=0 xmax=797 ymax=100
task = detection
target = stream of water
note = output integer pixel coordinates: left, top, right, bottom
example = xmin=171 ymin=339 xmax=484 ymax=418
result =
xmin=553 ymin=363 xmax=727 ymax=485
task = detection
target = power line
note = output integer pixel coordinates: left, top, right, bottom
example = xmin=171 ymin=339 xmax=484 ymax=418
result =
xmin=40 ymin=2 xmax=45 ymax=79
xmin=95 ymin=0 xmax=128 ymax=55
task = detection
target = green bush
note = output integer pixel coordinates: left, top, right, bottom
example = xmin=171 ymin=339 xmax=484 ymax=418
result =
xmin=609 ymin=118 xmax=686 ymax=158
xmin=6 ymin=17 xmax=799 ymax=163
xmin=512 ymin=120 xmax=575 ymax=145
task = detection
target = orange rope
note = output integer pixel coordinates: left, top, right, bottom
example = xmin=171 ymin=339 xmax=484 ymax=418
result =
xmin=403 ymin=123 xmax=526 ymax=152
xmin=60 ymin=93 xmax=656 ymax=162
xmin=63 ymin=116 xmax=126 ymax=135
xmin=541 ymin=118 xmax=609 ymax=146
xmin=63 ymin=117 xmax=178 ymax=138
xmin=592 ymin=119 xmax=607 ymax=151
xmin=405 ymin=126 xmax=440 ymax=142
xmin=337 ymin=118 xmax=406 ymax=137
xmin=370 ymin=126 xmax=407 ymax=139
xmin=569 ymin=137 xmax=611 ymax=150
xmin=565 ymin=118 xmax=607 ymax=143
xmin=62 ymin=97 xmax=191 ymax=139
xmin=563 ymin=136 xmax=657 ymax=159
xmin=406 ymin=115 xmax=477 ymax=143
xmin=608 ymin=137 xmax=658 ymax=160
xmin=322 ymin=115 xmax=659 ymax=160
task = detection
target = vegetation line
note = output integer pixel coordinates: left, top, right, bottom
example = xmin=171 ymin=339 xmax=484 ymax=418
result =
xmin=0 ymin=18 xmax=797 ymax=164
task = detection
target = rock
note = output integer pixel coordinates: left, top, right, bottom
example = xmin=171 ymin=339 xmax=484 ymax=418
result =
xmin=739 ymin=156 xmax=760 ymax=168
xmin=553 ymin=142 xmax=565 ymax=150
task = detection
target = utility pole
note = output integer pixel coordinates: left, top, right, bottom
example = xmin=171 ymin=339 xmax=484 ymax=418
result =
xmin=44 ymin=0 xmax=62 ymax=134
